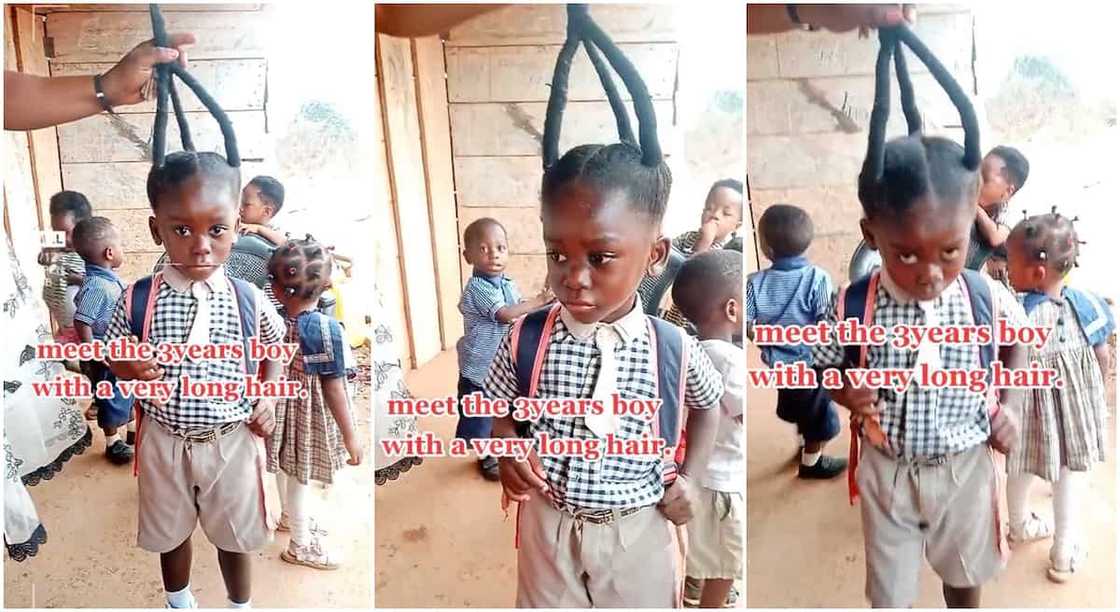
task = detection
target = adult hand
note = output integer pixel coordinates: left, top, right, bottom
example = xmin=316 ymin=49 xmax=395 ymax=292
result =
xmin=831 ymin=378 xmax=880 ymax=417
xmin=657 ymin=473 xmax=694 ymax=525
xmin=248 ymin=397 xmax=276 ymax=437
xmin=100 ymin=33 xmax=196 ymax=107
xmin=107 ymin=336 xmax=164 ymax=381
xmin=344 ymin=432 xmax=365 ymax=466
xmin=498 ymin=449 xmax=548 ymax=502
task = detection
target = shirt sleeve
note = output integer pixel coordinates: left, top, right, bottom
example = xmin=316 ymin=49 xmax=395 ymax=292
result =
xmin=255 ymin=286 xmax=286 ymax=344
xmin=811 ymin=291 xmax=846 ymax=369
xmin=72 ymin=282 xmax=105 ymax=327
xmin=302 ymin=313 xmax=347 ymax=378
xmin=719 ymin=345 xmax=745 ymax=419
xmin=745 ymin=273 xmax=758 ymax=322
xmin=684 ymin=335 xmax=723 ymax=411
xmin=104 ymin=291 xmax=130 ymax=340
xmin=463 ymin=278 xmax=506 ymax=322
xmin=482 ymin=330 xmax=519 ymax=402
xmin=812 ymin=268 xmax=835 ymax=322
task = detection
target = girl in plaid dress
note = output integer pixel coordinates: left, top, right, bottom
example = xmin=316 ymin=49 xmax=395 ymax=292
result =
xmin=1005 ymin=213 xmax=1113 ymax=582
xmin=266 ymin=237 xmax=363 ymax=570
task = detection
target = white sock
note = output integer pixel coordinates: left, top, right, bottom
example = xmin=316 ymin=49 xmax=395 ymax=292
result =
xmin=228 ymin=598 xmax=251 ymax=609
xmin=126 ymin=420 xmax=137 ymax=433
xmin=105 ymin=433 xmax=121 ymax=447
xmin=166 ymin=585 xmax=195 ymax=609
xmin=801 ymin=450 xmax=822 ymax=466
xmin=1006 ymin=472 xmax=1036 ymax=529
xmin=285 ymin=472 xmax=312 ymax=547
xmin=1053 ymin=467 xmax=1085 ymax=559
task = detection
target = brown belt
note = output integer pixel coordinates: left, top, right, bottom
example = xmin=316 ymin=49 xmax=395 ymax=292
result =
xmin=170 ymin=420 xmax=242 ymax=444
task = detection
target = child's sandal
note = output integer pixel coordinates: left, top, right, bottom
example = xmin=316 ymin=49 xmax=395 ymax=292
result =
xmin=1047 ymin=545 xmax=1084 ymax=583
xmin=280 ymin=538 xmax=340 ymax=571
xmin=1008 ymin=512 xmax=1053 ymax=546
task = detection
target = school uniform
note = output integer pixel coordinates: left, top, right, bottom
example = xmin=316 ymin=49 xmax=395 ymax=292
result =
xmin=747 ymin=255 xmax=839 ymax=442
xmin=104 ymin=265 xmax=285 ymax=554
xmin=43 ymin=251 xmax=84 ymax=342
xmin=660 ymin=231 xmax=732 ymax=328
xmin=812 ymin=271 xmax=1029 ymax=607
xmin=73 ymin=263 xmax=130 ymax=428
xmin=484 ymin=299 xmax=724 ymax=607
xmin=456 ymin=272 xmax=521 ymax=440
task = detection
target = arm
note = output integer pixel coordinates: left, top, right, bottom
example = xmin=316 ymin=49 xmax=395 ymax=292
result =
xmin=690 ymin=222 xmax=720 ymax=254
xmin=4 ymin=34 xmax=194 ymax=131
xmin=253 ymin=225 xmax=287 ymax=246
xmin=495 ymin=293 xmax=551 ymax=323
xmin=67 ymin=271 xmax=86 ymax=285
xmin=1093 ymin=343 xmax=1111 ymax=381
xmin=974 ymin=206 xmax=1010 ymax=248
xmin=374 ymin=4 xmax=505 ymax=37
xmin=485 ymin=334 xmax=549 ymax=500
xmin=75 ymin=321 xmax=94 ymax=345
xmin=322 ymin=375 xmax=363 ymax=465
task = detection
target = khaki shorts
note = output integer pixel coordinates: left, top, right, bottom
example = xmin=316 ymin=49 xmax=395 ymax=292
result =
xmin=515 ymin=492 xmax=681 ymax=608
xmin=137 ymin=415 xmax=272 ymax=554
xmin=685 ymin=487 xmax=744 ymax=580
xmin=858 ymin=442 xmax=1005 ymax=607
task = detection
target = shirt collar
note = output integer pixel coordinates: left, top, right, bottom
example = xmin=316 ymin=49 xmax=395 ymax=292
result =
xmin=83 ymin=263 xmax=121 ymax=282
xmin=473 ymin=271 xmax=508 ymax=289
xmin=161 ymin=264 xmax=231 ymax=294
xmin=770 ymin=255 xmax=809 ymax=271
xmin=877 ymin=266 xmax=961 ymax=307
xmin=559 ymin=297 xmax=645 ymax=344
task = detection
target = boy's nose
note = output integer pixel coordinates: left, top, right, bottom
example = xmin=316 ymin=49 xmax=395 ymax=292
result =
xmin=561 ymin=262 xmax=591 ymax=290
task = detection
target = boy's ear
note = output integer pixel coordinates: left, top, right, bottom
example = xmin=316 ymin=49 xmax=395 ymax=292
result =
xmin=148 ymin=216 xmax=162 ymax=246
xmin=859 ymin=218 xmax=878 ymax=250
xmin=1031 ymin=264 xmax=1048 ymax=286
xmin=461 ymin=248 xmax=472 ymax=264
xmin=646 ymin=235 xmax=671 ymax=277
xmin=725 ymin=296 xmax=740 ymax=323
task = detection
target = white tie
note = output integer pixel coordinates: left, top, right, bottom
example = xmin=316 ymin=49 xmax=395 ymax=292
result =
xmin=913 ymin=299 xmax=943 ymax=382
xmin=186 ymin=281 xmax=211 ymax=352
xmin=584 ymin=324 xmax=622 ymax=437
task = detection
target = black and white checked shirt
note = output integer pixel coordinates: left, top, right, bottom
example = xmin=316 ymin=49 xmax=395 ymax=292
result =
xmin=105 ymin=265 xmax=285 ymax=432
xmin=484 ymin=302 xmax=724 ymax=510
xmin=812 ymin=274 xmax=1028 ymax=458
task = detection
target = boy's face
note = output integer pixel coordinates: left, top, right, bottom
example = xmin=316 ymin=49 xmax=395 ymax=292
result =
xmin=542 ymin=182 xmax=668 ymax=324
xmin=239 ymin=184 xmax=274 ymax=225
xmin=462 ymin=223 xmax=508 ymax=276
xmin=1005 ymin=232 xmax=1046 ymax=292
xmin=149 ymin=175 xmax=239 ymax=282
xmin=50 ymin=212 xmax=79 ymax=249
xmin=860 ymin=198 xmax=973 ymax=302
xmin=702 ymin=187 xmax=743 ymax=241
xmin=978 ymin=154 xmax=1012 ymax=208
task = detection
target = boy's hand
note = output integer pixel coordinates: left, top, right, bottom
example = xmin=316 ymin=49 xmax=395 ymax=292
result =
xmin=831 ymin=377 xmax=879 ymax=417
xmin=988 ymin=404 xmax=1018 ymax=455
xmin=239 ymin=223 xmax=262 ymax=236
xmin=66 ymin=272 xmax=85 ymax=286
xmin=498 ymin=449 xmax=548 ymax=502
xmin=697 ymin=218 xmax=720 ymax=242
xmin=107 ymin=337 xmax=164 ymax=381
xmin=344 ymin=432 xmax=364 ymax=466
xmin=657 ymin=474 xmax=694 ymax=525
xmin=37 ymin=251 xmax=53 ymax=266
xmin=248 ymin=397 xmax=276 ymax=437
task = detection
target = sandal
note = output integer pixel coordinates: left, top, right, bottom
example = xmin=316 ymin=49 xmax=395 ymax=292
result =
xmin=1009 ymin=512 xmax=1053 ymax=546
xmin=276 ymin=514 xmax=329 ymax=536
xmin=1047 ymin=544 xmax=1084 ymax=583
xmin=280 ymin=534 xmax=340 ymax=571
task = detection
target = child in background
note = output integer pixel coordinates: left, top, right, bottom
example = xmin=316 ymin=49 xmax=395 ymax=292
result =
xmin=455 ymin=217 xmax=552 ymax=481
xmin=239 ymin=175 xmax=288 ymax=246
xmin=266 ymin=237 xmax=364 ymax=570
xmin=746 ymin=204 xmax=845 ymax=479
xmin=104 ymin=151 xmax=287 ymax=609
xmin=1004 ymin=213 xmax=1113 ymax=583
xmin=72 ymin=217 xmax=133 ymax=465
xmin=672 ymin=250 xmax=745 ymax=609
xmin=966 ymin=146 xmax=1029 ymax=271
xmin=39 ymin=190 xmax=92 ymax=345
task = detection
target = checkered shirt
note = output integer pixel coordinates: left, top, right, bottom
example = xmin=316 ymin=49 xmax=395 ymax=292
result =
xmin=483 ymin=303 xmax=724 ymax=510
xmin=811 ymin=274 xmax=1028 ymax=458
xmin=105 ymin=266 xmax=285 ymax=432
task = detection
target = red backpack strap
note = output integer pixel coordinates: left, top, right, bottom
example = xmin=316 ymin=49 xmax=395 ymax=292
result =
xmin=844 ymin=271 xmax=881 ymax=505
xmin=124 ymin=271 xmax=161 ymax=478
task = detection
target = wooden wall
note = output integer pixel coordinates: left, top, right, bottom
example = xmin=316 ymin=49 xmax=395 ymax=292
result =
xmin=42 ymin=4 xmax=267 ymax=284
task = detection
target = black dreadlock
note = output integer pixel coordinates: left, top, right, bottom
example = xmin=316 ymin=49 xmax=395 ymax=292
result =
xmin=540 ymin=4 xmax=671 ymax=222
xmin=267 ymin=235 xmax=334 ymax=301
xmin=146 ymin=4 xmax=241 ymax=208
xmin=858 ymin=26 xmax=981 ymax=220
xmin=1011 ymin=209 xmax=1081 ymax=275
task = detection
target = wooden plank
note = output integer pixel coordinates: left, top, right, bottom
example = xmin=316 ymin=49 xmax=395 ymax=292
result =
xmin=446 ymin=4 xmax=677 ymax=46
xmin=448 ymin=99 xmax=675 ymax=157
xmin=57 ymin=110 xmax=267 ymax=163
xmin=61 ymin=160 xmax=268 ymax=210
xmin=13 ymin=6 xmax=62 ymax=232
xmin=377 ymin=32 xmax=441 ymax=367
xmin=45 ymin=11 xmax=266 ymax=62
xmin=457 ymin=206 xmax=542 ymax=256
xmin=413 ymin=35 xmax=464 ymax=350
xmin=453 ymin=156 xmax=541 ymax=207
xmin=52 ymin=59 xmax=267 ymax=113
xmin=446 ymin=43 xmax=677 ymax=103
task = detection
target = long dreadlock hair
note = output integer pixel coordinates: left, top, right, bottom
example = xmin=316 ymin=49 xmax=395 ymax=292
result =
xmin=857 ymin=26 xmax=982 ymax=221
xmin=145 ymin=4 xmax=241 ymax=209
xmin=540 ymin=4 xmax=671 ymax=223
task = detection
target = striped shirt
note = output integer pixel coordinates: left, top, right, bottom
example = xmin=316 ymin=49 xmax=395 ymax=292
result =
xmin=457 ymin=273 xmax=522 ymax=385
xmin=965 ymin=203 xmax=1008 ymax=271
xmin=42 ymin=251 xmax=85 ymax=326
xmin=483 ymin=301 xmax=724 ymax=510
xmin=104 ymin=265 xmax=285 ymax=432
xmin=73 ymin=264 xmax=125 ymax=340
xmin=746 ymin=256 xmax=833 ymax=366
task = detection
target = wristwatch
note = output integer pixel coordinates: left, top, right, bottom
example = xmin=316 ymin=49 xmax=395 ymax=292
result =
xmin=93 ymin=73 xmax=116 ymax=114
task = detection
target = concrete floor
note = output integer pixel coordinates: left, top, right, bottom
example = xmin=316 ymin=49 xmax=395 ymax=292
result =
xmin=3 ymin=351 xmax=374 ymax=609
xmin=745 ymin=344 xmax=1117 ymax=608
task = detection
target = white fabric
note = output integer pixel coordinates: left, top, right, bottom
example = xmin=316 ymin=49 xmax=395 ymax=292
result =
xmin=1006 ymin=471 xmax=1038 ymax=529
xmin=187 ymin=282 xmax=212 ymax=351
xmin=1053 ymin=467 xmax=1085 ymax=560
xmin=697 ymin=339 xmax=745 ymax=492
xmin=282 ymin=471 xmax=313 ymax=546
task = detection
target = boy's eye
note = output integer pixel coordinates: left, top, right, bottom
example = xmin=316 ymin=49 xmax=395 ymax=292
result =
xmin=173 ymin=226 xmax=191 ymax=237
xmin=547 ymin=251 xmax=567 ymax=263
xmin=899 ymin=253 xmax=918 ymax=265
xmin=942 ymin=248 xmax=960 ymax=259
xmin=589 ymin=253 xmax=615 ymax=267
xmin=210 ymin=226 xmax=229 ymax=237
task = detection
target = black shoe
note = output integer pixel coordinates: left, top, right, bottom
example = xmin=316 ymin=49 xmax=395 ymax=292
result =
xmin=797 ymin=455 xmax=847 ymax=479
xmin=479 ymin=456 xmax=501 ymax=482
xmin=125 ymin=429 xmax=136 ymax=445
xmin=106 ymin=440 xmax=134 ymax=465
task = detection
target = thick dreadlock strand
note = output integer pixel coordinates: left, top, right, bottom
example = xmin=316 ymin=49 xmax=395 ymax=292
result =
xmin=894 ymin=40 xmax=921 ymax=135
xmin=168 ymin=78 xmax=194 ymax=151
xmin=267 ymin=236 xmax=334 ymax=301
xmin=583 ymin=32 xmax=636 ymax=147
xmin=858 ymin=28 xmax=895 ymax=206
xmin=541 ymin=6 xmax=582 ymax=170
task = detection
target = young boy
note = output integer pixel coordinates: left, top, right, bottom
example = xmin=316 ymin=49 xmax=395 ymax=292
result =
xmin=39 ymin=190 xmax=92 ymax=345
xmin=456 ymin=217 xmax=552 ymax=480
xmin=238 ymin=175 xmax=287 ymax=245
xmin=105 ymin=151 xmax=287 ymax=609
xmin=672 ymin=250 xmax=745 ymax=609
xmin=966 ymin=145 xmax=1029 ymax=271
xmin=485 ymin=144 xmax=724 ymax=608
xmin=72 ymin=217 xmax=133 ymax=464
xmin=745 ymin=204 xmax=845 ymax=478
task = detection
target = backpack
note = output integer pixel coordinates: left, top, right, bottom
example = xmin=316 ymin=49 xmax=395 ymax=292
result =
xmin=837 ymin=269 xmax=996 ymax=504
xmin=508 ymin=303 xmax=690 ymax=484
